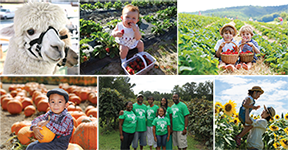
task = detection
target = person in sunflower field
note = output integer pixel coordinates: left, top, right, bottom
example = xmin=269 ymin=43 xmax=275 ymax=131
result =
xmin=246 ymin=105 xmax=275 ymax=150
xmin=236 ymin=24 xmax=260 ymax=70
xmin=234 ymin=86 xmax=264 ymax=146
xmin=111 ymin=4 xmax=144 ymax=64
xmin=119 ymin=101 xmax=137 ymax=150
xmin=171 ymin=93 xmax=190 ymax=150
xmin=160 ymin=97 xmax=173 ymax=150
xmin=146 ymin=96 xmax=159 ymax=149
xmin=152 ymin=107 xmax=171 ymax=150
xmin=215 ymin=23 xmax=238 ymax=72
xmin=26 ymin=88 xmax=73 ymax=150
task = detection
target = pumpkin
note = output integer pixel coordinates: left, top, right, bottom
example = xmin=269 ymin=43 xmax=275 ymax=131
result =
xmin=31 ymin=90 xmax=42 ymax=101
xmin=67 ymin=105 xmax=82 ymax=112
xmin=2 ymin=97 xmax=13 ymax=110
xmin=37 ymin=99 xmax=49 ymax=112
xmin=69 ymin=127 xmax=76 ymax=142
xmin=17 ymin=126 xmax=34 ymax=145
xmin=21 ymin=98 xmax=33 ymax=110
xmin=24 ymin=105 xmax=36 ymax=117
xmin=38 ymin=126 xmax=56 ymax=143
xmin=71 ymin=120 xmax=97 ymax=149
xmin=17 ymin=91 xmax=27 ymax=98
xmin=72 ymin=117 xmax=78 ymax=127
xmin=34 ymin=94 xmax=48 ymax=106
xmin=88 ymin=92 xmax=97 ymax=104
xmin=67 ymin=85 xmax=77 ymax=93
xmin=87 ymin=108 xmax=97 ymax=118
xmin=67 ymin=143 xmax=83 ymax=150
xmin=11 ymin=121 xmax=31 ymax=135
xmin=8 ymin=84 xmax=17 ymax=92
xmin=78 ymin=89 xmax=89 ymax=101
xmin=7 ymin=99 xmax=23 ymax=114
xmin=68 ymin=111 xmax=86 ymax=120
xmin=76 ymin=115 xmax=97 ymax=126
xmin=1 ymin=93 xmax=12 ymax=105
xmin=10 ymin=90 xmax=19 ymax=97
xmin=0 ymin=89 xmax=6 ymax=95
xmin=84 ymin=106 xmax=95 ymax=115
xmin=69 ymin=95 xmax=81 ymax=105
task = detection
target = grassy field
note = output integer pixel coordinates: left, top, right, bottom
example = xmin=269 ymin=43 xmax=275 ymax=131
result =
xmin=99 ymin=127 xmax=203 ymax=150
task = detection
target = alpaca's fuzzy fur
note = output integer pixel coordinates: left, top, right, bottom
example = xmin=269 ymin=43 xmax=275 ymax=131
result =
xmin=3 ymin=2 xmax=68 ymax=75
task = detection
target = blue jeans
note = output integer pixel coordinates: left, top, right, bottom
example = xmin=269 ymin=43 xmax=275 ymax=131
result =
xmin=156 ymin=133 xmax=168 ymax=147
xmin=132 ymin=131 xmax=147 ymax=148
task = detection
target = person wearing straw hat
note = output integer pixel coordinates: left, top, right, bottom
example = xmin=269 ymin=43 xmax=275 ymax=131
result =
xmin=246 ymin=105 xmax=275 ymax=150
xmin=235 ymin=86 xmax=264 ymax=146
xmin=236 ymin=24 xmax=260 ymax=70
xmin=214 ymin=23 xmax=238 ymax=72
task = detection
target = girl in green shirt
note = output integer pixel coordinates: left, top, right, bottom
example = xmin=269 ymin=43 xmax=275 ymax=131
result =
xmin=153 ymin=107 xmax=171 ymax=150
xmin=160 ymin=98 xmax=172 ymax=150
xmin=119 ymin=101 xmax=137 ymax=150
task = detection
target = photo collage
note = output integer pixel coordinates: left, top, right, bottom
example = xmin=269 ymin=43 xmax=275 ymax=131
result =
xmin=0 ymin=0 xmax=287 ymax=149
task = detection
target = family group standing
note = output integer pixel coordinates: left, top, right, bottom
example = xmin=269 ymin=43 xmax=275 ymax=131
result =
xmin=119 ymin=93 xmax=190 ymax=150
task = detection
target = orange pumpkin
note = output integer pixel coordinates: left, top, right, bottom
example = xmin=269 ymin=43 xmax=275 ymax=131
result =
xmin=21 ymin=98 xmax=33 ymax=110
xmin=24 ymin=105 xmax=36 ymax=117
xmin=87 ymin=108 xmax=97 ymax=118
xmin=0 ymin=89 xmax=6 ymax=95
xmin=68 ymin=111 xmax=86 ymax=120
xmin=84 ymin=106 xmax=95 ymax=115
xmin=38 ymin=126 xmax=55 ymax=143
xmin=32 ymin=90 xmax=42 ymax=102
xmin=88 ymin=92 xmax=97 ymax=104
xmin=17 ymin=126 xmax=34 ymax=145
xmin=67 ymin=143 xmax=83 ymax=150
xmin=1 ymin=97 xmax=13 ymax=110
xmin=71 ymin=120 xmax=97 ymax=149
xmin=8 ymin=84 xmax=17 ymax=92
xmin=69 ymin=127 xmax=76 ymax=142
xmin=1 ymin=93 xmax=12 ymax=105
xmin=10 ymin=90 xmax=19 ymax=97
xmin=72 ymin=117 xmax=78 ymax=127
xmin=37 ymin=99 xmax=49 ymax=112
xmin=34 ymin=94 xmax=48 ymax=106
xmin=67 ymin=105 xmax=82 ymax=112
xmin=7 ymin=99 xmax=23 ymax=114
xmin=69 ymin=95 xmax=81 ymax=105
xmin=78 ymin=89 xmax=89 ymax=101
xmin=11 ymin=121 xmax=31 ymax=135
xmin=76 ymin=115 xmax=97 ymax=126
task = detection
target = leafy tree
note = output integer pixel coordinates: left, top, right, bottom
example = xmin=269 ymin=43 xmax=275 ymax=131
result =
xmin=99 ymin=88 xmax=124 ymax=130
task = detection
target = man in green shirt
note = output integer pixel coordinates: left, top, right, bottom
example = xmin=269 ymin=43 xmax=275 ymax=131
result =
xmin=146 ymin=96 xmax=159 ymax=149
xmin=132 ymin=94 xmax=147 ymax=150
xmin=171 ymin=93 xmax=189 ymax=150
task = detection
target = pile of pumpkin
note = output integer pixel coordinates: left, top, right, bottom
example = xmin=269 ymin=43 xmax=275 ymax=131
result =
xmin=0 ymin=82 xmax=98 ymax=150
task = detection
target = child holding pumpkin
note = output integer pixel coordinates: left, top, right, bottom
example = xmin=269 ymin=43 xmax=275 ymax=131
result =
xmin=111 ymin=4 xmax=144 ymax=64
xmin=237 ymin=25 xmax=260 ymax=70
xmin=215 ymin=23 xmax=238 ymax=72
xmin=26 ymin=88 xmax=73 ymax=150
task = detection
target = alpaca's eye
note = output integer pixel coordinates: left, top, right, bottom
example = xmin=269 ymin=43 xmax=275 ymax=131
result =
xmin=27 ymin=29 xmax=35 ymax=35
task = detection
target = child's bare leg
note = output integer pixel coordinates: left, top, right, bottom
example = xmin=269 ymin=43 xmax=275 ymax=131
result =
xmin=247 ymin=62 xmax=252 ymax=70
xmin=242 ymin=63 xmax=248 ymax=70
xmin=119 ymin=45 xmax=129 ymax=59
xmin=219 ymin=62 xmax=226 ymax=69
xmin=239 ymin=108 xmax=253 ymax=138
xmin=226 ymin=64 xmax=235 ymax=72
xmin=136 ymin=40 xmax=144 ymax=52
xmin=236 ymin=62 xmax=242 ymax=69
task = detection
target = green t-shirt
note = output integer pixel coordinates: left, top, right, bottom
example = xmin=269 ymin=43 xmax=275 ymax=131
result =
xmin=152 ymin=117 xmax=170 ymax=135
xmin=165 ymin=107 xmax=172 ymax=122
xmin=171 ymin=102 xmax=190 ymax=131
xmin=147 ymin=104 xmax=159 ymax=127
xmin=119 ymin=110 xmax=137 ymax=133
xmin=133 ymin=103 xmax=147 ymax=132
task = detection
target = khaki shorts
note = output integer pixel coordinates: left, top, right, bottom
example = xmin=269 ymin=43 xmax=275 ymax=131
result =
xmin=173 ymin=131 xmax=187 ymax=148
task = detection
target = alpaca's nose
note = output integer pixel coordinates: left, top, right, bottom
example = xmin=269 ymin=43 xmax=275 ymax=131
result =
xmin=51 ymin=41 xmax=65 ymax=52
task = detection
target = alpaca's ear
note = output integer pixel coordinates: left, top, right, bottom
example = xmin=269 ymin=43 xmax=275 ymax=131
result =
xmin=0 ymin=25 xmax=14 ymax=37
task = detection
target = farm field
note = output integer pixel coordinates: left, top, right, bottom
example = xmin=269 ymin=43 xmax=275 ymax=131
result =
xmin=178 ymin=13 xmax=288 ymax=75
xmin=80 ymin=1 xmax=177 ymax=75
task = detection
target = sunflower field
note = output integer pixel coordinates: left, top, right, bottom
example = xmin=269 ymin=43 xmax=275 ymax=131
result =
xmin=215 ymin=100 xmax=288 ymax=150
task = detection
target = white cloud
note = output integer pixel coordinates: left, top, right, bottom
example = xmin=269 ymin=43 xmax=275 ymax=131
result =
xmin=216 ymin=76 xmax=252 ymax=85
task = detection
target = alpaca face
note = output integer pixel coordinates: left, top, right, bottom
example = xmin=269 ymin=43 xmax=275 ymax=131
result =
xmin=24 ymin=27 xmax=65 ymax=63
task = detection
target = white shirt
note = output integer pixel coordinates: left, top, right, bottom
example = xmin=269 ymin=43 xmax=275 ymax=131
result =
xmin=214 ymin=38 xmax=238 ymax=52
xmin=247 ymin=118 xmax=268 ymax=150
xmin=115 ymin=22 xmax=139 ymax=49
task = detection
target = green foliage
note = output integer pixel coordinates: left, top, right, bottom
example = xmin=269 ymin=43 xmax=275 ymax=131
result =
xmin=99 ymin=88 xmax=125 ymax=130
xmin=112 ymin=1 xmax=123 ymax=10
xmin=188 ymin=98 xmax=213 ymax=149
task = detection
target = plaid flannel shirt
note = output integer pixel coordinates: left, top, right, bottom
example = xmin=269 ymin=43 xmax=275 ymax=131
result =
xmin=30 ymin=109 xmax=73 ymax=136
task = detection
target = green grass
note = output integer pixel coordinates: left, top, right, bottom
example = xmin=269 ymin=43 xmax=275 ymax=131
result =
xmin=99 ymin=127 xmax=203 ymax=150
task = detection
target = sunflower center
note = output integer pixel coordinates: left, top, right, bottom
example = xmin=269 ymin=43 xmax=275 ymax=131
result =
xmin=225 ymin=104 xmax=232 ymax=111
xmin=272 ymin=126 xmax=277 ymax=130
xmin=284 ymin=140 xmax=288 ymax=145
xmin=234 ymin=120 xmax=237 ymax=123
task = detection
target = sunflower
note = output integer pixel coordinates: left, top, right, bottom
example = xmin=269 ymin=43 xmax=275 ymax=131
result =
xmin=285 ymin=114 xmax=288 ymax=120
xmin=273 ymin=142 xmax=280 ymax=149
xmin=275 ymin=114 xmax=280 ymax=119
xmin=231 ymin=118 xmax=240 ymax=125
xmin=284 ymin=127 xmax=288 ymax=135
xmin=269 ymin=125 xmax=279 ymax=131
xmin=253 ymin=116 xmax=257 ymax=119
xmin=280 ymin=138 xmax=288 ymax=149
xmin=215 ymin=102 xmax=223 ymax=109
xmin=274 ymin=133 xmax=277 ymax=141
xmin=270 ymin=117 xmax=274 ymax=122
xmin=223 ymin=100 xmax=236 ymax=116
xmin=250 ymin=114 xmax=254 ymax=118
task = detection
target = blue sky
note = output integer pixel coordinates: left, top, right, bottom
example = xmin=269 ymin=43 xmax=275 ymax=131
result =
xmin=215 ymin=76 xmax=288 ymax=116
xmin=129 ymin=75 xmax=213 ymax=94
xmin=179 ymin=0 xmax=288 ymax=12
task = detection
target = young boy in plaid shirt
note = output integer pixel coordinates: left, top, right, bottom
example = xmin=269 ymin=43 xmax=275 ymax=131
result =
xmin=26 ymin=88 xmax=73 ymax=150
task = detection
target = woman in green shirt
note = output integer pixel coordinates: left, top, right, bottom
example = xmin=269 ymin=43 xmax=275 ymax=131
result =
xmin=160 ymin=98 xmax=173 ymax=150
xmin=119 ymin=101 xmax=137 ymax=150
